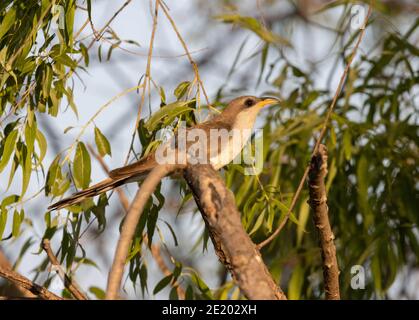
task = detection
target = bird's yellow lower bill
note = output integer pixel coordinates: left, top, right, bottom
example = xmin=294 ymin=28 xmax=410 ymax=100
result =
xmin=257 ymin=98 xmax=280 ymax=108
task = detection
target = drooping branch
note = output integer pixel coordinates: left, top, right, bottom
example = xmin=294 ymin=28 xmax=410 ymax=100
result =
xmin=106 ymin=164 xmax=177 ymax=300
xmin=308 ymin=145 xmax=340 ymax=300
xmin=0 ymin=267 xmax=63 ymax=300
xmin=41 ymin=239 xmax=87 ymax=300
xmin=183 ymin=164 xmax=286 ymax=300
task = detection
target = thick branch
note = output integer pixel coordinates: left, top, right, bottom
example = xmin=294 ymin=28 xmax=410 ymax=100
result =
xmin=41 ymin=239 xmax=87 ymax=300
xmin=106 ymin=164 xmax=176 ymax=299
xmin=0 ymin=267 xmax=63 ymax=300
xmin=308 ymin=145 xmax=340 ymax=300
xmin=183 ymin=164 xmax=286 ymax=300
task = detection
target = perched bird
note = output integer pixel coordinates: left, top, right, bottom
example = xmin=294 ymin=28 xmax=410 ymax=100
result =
xmin=48 ymin=96 xmax=279 ymax=210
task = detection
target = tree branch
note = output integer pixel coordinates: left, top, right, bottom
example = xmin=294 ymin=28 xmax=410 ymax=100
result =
xmin=89 ymin=145 xmax=185 ymax=299
xmin=308 ymin=145 xmax=340 ymax=300
xmin=106 ymin=164 xmax=177 ymax=299
xmin=0 ymin=267 xmax=63 ymax=300
xmin=41 ymin=239 xmax=88 ymax=300
xmin=183 ymin=164 xmax=286 ymax=300
xmin=0 ymin=250 xmax=36 ymax=298
xmin=257 ymin=4 xmax=372 ymax=249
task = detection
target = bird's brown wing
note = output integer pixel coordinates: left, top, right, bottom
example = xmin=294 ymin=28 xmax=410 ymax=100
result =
xmin=108 ymin=152 xmax=157 ymax=179
xmin=109 ymin=118 xmax=232 ymax=178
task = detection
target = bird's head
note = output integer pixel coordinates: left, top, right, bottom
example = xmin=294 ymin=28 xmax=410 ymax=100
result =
xmin=221 ymin=95 xmax=280 ymax=127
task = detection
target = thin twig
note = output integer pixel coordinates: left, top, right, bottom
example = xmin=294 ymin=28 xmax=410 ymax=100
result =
xmin=159 ymin=2 xmax=211 ymax=107
xmin=125 ymin=0 xmax=160 ymax=165
xmin=0 ymin=267 xmax=63 ymax=300
xmin=105 ymin=164 xmax=178 ymax=299
xmin=149 ymin=242 xmax=186 ymax=300
xmin=41 ymin=239 xmax=87 ymax=300
xmin=307 ymin=145 xmax=340 ymax=300
xmin=257 ymin=5 xmax=372 ymax=250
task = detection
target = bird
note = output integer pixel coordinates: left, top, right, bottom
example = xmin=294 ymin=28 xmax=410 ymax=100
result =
xmin=48 ymin=96 xmax=279 ymax=211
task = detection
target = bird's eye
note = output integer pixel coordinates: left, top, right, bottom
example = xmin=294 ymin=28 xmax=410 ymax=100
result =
xmin=244 ymin=98 xmax=255 ymax=107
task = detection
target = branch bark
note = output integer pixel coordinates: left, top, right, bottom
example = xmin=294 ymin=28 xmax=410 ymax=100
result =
xmin=106 ymin=164 xmax=177 ymax=299
xmin=0 ymin=250 xmax=36 ymax=298
xmin=183 ymin=164 xmax=286 ymax=300
xmin=0 ymin=267 xmax=63 ymax=300
xmin=257 ymin=5 xmax=372 ymax=249
xmin=307 ymin=144 xmax=340 ymax=300
xmin=41 ymin=239 xmax=87 ymax=300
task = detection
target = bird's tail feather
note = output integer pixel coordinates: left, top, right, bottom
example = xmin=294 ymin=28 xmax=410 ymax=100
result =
xmin=48 ymin=176 xmax=130 ymax=211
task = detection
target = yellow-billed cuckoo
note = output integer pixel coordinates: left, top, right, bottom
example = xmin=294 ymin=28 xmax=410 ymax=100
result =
xmin=48 ymin=96 xmax=279 ymax=210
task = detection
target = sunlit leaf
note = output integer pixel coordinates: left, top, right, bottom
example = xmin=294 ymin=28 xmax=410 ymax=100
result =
xmin=94 ymin=127 xmax=111 ymax=157
xmin=73 ymin=142 xmax=91 ymax=189
xmin=0 ymin=129 xmax=18 ymax=172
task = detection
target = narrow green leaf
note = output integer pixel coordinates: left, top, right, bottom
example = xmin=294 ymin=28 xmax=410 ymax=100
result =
xmin=0 ymin=129 xmax=18 ymax=172
xmin=1 ymin=194 xmax=19 ymax=210
xmin=145 ymin=101 xmax=194 ymax=132
xmin=248 ymin=208 xmax=265 ymax=236
xmin=73 ymin=142 xmax=91 ymax=189
xmin=53 ymin=53 xmax=78 ymax=69
xmin=0 ymin=7 xmax=16 ymax=40
xmin=146 ymin=206 xmax=159 ymax=248
xmin=215 ymin=14 xmax=291 ymax=46
xmin=0 ymin=209 xmax=7 ymax=239
xmin=89 ymin=286 xmax=105 ymax=299
xmin=163 ymin=220 xmax=178 ymax=246
xmin=21 ymin=144 xmax=32 ymax=198
xmin=343 ymin=130 xmax=352 ymax=160
xmin=94 ymin=127 xmax=111 ymax=157
xmin=288 ymin=264 xmax=304 ymax=300
xmin=35 ymin=129 xmax=47 ymax=163
xmin=12 ymin=210 xmax=21 ymax=237
xmin=153 ymin=274 xmax=173 ymax=295
xmin=174 ymin=81 xmax=191 ymax=100
xmin=185 ymin=285 xmax=194 ymax=300
xmin=191 ymin=273 xmax=213 ymax=299
xmin=139 ymin=264 xmax=148 ymax=296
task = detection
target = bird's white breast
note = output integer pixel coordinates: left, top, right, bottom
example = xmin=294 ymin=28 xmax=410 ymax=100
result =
xmin=210 ymin=107 xmax=260 ymax=169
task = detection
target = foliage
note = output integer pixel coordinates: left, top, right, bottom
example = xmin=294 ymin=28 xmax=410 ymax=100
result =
xmin=0 ymin=0 xmax=418 ymax=299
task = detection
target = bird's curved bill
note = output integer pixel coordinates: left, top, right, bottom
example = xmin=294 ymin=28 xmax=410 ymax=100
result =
xmin=257 ymin=97 xmax=281 ymax=108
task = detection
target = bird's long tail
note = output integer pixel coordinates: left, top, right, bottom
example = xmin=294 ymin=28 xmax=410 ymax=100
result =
xmin=48 ymin=176 xmax=132 ymax=211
